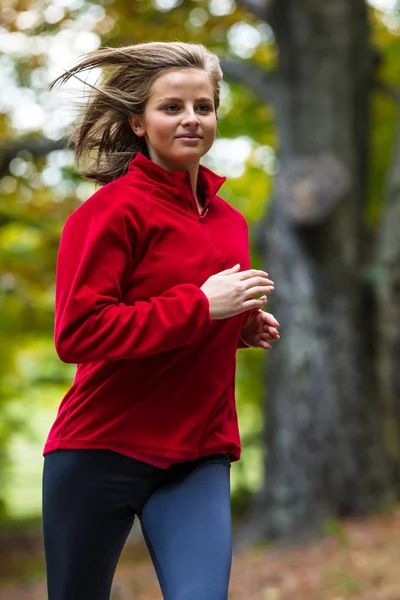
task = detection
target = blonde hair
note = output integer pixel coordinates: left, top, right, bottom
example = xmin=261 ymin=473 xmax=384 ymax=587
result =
xmin=50 ymin=42 xmax=223 ymax=185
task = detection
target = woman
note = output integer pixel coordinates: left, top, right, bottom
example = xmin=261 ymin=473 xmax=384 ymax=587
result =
xmin=43 ymin=41 xmax=280 ymax=600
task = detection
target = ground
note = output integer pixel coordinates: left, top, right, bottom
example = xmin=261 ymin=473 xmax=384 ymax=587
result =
xmin=1 ymin=507 xmax=400 ymax=599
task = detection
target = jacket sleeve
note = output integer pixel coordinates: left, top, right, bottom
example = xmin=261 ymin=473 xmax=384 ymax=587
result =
xmin=54 ymin=196 xmax=212 ymax=364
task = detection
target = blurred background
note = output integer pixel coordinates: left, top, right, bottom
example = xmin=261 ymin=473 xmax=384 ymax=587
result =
xmin=1 ymin=0 xmax=400 ymax=598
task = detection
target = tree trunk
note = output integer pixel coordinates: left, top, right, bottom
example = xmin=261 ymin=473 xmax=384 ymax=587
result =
xmin=253 ymin=0 xmax=392 ymax=542
xmin=376 ymin=116 xmax=400 ymax=493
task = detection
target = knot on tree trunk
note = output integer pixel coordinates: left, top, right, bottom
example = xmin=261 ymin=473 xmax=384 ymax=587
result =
xmin=275 ymin=154 xmax=350 ymax=225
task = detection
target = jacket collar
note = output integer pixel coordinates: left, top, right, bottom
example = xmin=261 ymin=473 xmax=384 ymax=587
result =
xmin=128 ymin=152 xmax=226 ymax=205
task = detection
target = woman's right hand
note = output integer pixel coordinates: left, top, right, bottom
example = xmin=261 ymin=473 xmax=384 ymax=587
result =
xmin=200 ymin=264 xmax=275 ymax=320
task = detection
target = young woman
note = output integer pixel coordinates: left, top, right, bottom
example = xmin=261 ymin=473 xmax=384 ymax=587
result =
xmin=43 ymin=41 xmax=280 ymax=600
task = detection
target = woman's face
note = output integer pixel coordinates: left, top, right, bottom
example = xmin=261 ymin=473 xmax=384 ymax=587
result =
xmin=130 ymin=68 xmax=217 ymax=172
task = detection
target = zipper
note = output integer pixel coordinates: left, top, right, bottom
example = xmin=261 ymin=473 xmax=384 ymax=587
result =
xmin=198 ymin=209 xmax=222 ymax=259
xmin=184 ymin=174 xmax=222 ymax=259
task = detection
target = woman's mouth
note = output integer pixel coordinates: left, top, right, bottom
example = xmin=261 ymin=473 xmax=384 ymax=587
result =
xmin=176 ymin=135 xmax=202 ymax=142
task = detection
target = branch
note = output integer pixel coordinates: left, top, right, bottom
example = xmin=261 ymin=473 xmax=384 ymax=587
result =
xmin=236 ymin=0 xmax=274 ymax=22
xmin=0 ymin=137 xmax=68 ymax=176
xmin=221 ymin=58 xmax=280 ymax=107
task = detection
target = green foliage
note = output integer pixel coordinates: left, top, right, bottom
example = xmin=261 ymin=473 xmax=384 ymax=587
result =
xmin=322 ymin=568 xmax=366 ymax=597
xmin=321 ymin=518 xmax=349 ymax=548
xmin=367 ymin=10 xmax=400 ymax=227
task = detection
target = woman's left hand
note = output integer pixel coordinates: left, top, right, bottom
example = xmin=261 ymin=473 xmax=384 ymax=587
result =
xmin=239 ymin=310 xmax=280 ymax=350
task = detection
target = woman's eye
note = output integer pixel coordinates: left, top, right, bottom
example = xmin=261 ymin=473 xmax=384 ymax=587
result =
xmin=197 ymin=104 xmax=212 ymax=112
xmin=164 ymin=105 xmax=180 ymax=112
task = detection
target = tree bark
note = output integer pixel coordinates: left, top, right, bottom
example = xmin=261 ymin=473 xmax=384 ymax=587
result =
xmin=376 ymin=115 xmax=400 ymax=493
xmin=251 ymin=0 xmax=391 ymax=542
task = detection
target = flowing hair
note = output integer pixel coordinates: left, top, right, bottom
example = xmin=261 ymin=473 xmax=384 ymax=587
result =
xmin=50 ymin=42 xmax=223 ymax=185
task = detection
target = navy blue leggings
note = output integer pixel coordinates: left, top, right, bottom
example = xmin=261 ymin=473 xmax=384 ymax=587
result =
xmin=42 ymin=450 xmax=232 ymax=600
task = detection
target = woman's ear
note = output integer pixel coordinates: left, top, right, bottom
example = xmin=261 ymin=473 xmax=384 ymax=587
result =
xmin=128 ymin=116 xmax=145 ymax=137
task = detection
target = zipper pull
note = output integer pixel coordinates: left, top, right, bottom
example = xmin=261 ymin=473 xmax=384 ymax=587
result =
xmin=198 ymin=208 xmax=209 ymax=221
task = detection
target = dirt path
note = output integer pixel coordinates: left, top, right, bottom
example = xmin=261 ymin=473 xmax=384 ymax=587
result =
xmin=1 ymin=507 xmax=400 ymax=599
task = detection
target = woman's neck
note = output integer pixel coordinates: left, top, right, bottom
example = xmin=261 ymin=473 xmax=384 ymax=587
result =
xmin=187 ymin=165 xmax=203 ymax=210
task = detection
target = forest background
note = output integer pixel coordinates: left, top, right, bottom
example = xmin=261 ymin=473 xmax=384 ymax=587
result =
xmin=1 ymin=0 xmax=400 ymax=589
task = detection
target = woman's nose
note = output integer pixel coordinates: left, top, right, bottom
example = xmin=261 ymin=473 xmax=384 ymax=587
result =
xmin=181 ymin=110 xmax=200 ymax=126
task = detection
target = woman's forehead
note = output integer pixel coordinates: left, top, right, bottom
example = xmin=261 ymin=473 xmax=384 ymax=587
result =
xmin=149 ymin=68 xmax=213 ymax=99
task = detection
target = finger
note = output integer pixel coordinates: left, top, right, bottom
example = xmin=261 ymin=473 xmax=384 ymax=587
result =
xmin=253 ymin=296 xmax=268 ymax=310
xmin=260 ymin=340 xmax=272 ymax=350
xmin=254 ymin=297 xmax=268 ymax=314
xmin=243 ymin=286 xmax=274 ymax=300
xmin=259 ymin=326 xmax=279 ymax=338
xmin=218 ymin=263 xmax=241 ymax=275
xmin=259 ymin=311 xmax=280 ymax=326
xmin=264 ymin=326 xmax=280 ymax=337
xmin=265 ymin=334 xmax=279 ymax=342
xmin=240 ymin=275 xmax=274 ymax=289
xmin=237 ymin=269 xmax=270 ymax=281
xmin=260 ymin=329 xmax=277 ymax=340
xmin=242 ymin=297 xmax=269 ymax=311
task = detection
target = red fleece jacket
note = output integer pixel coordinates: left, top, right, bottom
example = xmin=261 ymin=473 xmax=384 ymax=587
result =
xmin=44 ymin=153 xmax=251 ymax=461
